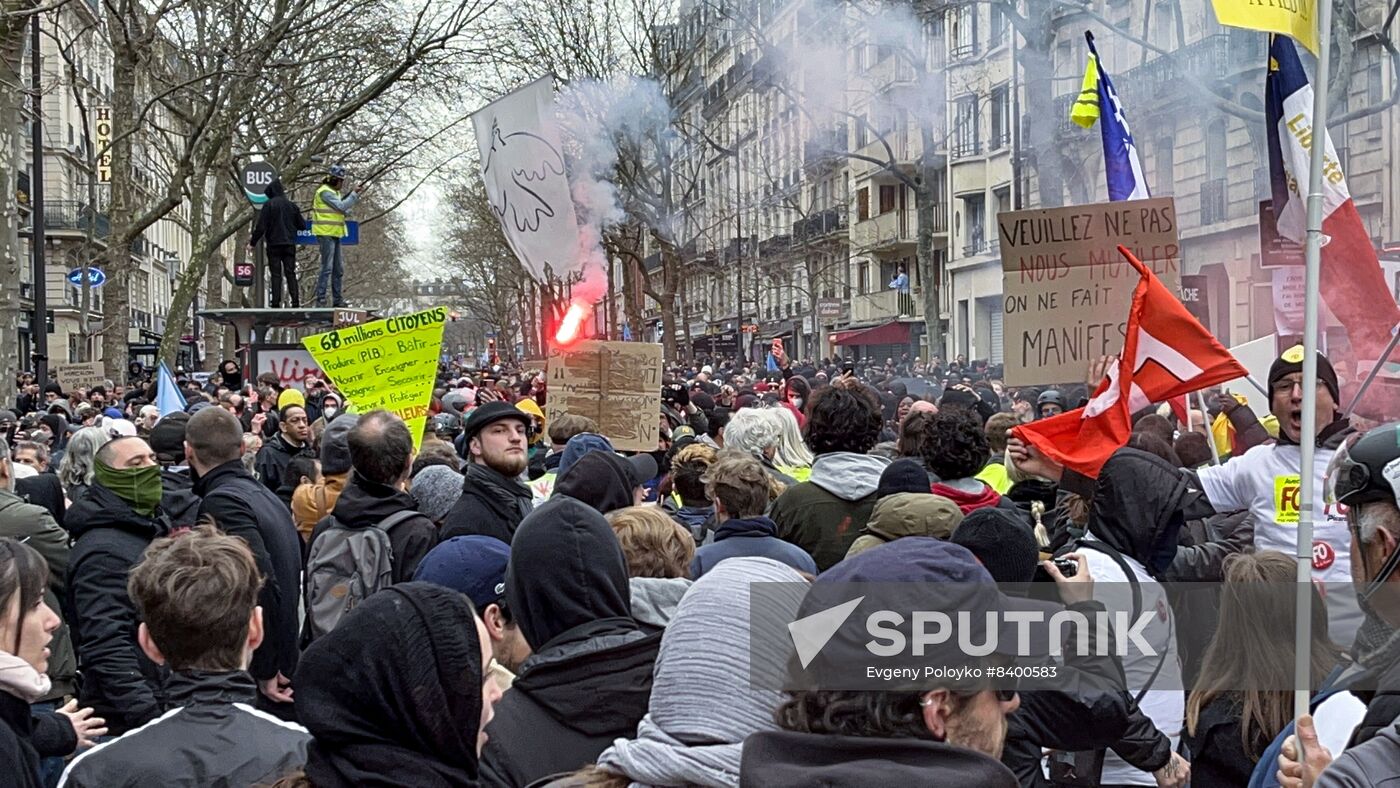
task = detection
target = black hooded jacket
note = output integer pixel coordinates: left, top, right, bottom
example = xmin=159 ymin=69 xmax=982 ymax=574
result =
xmin=740 ymin=731 xmax=1019 ymax=787
xmin=550 ymin=451 xmax=636 ymax=515
xmin=159 ymin=466 xmax=201 ymax=529
xmin=195 ymin=459 xmax=303 ymax=683
xmin=249 ymin=179 xmax=306 ymax=248
xmin=480 ymin=496 xmax=662 ymax=787
xmin=308 ymin=471 xmax=437 ymax=583
xmin=296 ymin=584 xmax=483 ymax=788
xmin=1085 ymin=448 xmax=1192 ymax=568
xmin=64 ymin=483 xmax=172 ymax=733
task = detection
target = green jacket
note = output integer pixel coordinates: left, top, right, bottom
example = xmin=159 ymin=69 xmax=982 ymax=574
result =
xmin=0 ymin=488 xmax=75 ymax=699
xmin=769 ymin=452 xmax=890 ymax=571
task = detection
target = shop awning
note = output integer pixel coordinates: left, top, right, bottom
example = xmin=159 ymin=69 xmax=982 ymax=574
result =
xmin=830 ymin=320 xmax=912 ymax=346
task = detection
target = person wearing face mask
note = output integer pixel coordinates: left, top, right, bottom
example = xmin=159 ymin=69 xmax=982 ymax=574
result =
xmin=63 ymin=437 xmax=174 ymax=736
xmin=218 ymin=360 xmax=243 ymax=393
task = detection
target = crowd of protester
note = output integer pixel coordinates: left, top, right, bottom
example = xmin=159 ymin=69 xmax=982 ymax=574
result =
xmin=0 ymin=341 xmax=1396 ymax=787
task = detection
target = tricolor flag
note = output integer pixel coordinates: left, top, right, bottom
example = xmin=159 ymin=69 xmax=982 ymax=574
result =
xmin=1267 ymin=36 xmax=1400 ymax=388
xmin=1013 ymin=246 xmax=1247 ymax=478
xmin=1069 ymin=31 xmax=1149 ymax=202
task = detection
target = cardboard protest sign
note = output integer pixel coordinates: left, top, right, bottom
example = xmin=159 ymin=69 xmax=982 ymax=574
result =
xmin=303 ymin=307 xmax=446 ymax=448
xmin=997 ymin=197 xmax=1181 ymax=386
xmin=53 ymin=362 xmax=105 ymax=393
xmin=547 ymin=340 xmax=663 ymax=452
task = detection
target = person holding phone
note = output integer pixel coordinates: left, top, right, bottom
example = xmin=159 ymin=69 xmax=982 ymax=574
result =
xmin=310 ymin=165 xmax=363 ymax=308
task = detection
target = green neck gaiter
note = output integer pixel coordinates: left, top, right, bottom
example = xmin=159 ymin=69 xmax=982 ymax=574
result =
xmin=93 ymin=461 xmax=163 ymax=516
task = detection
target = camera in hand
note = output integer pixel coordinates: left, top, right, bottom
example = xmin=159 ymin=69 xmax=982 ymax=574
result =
xmin=1052 ymin=557 xmax=1078 ymax=577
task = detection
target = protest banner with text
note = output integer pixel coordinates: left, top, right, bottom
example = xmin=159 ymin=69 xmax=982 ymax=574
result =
xmin=54 ymin=362 xmax=105 ymax=393
xmin=997 ymin=197 xmax=1181 ymax=387
xmin=303 ymin=307 xmax=446 ymax=448
xmin=547 ymin=340 xmax=663 ymax=452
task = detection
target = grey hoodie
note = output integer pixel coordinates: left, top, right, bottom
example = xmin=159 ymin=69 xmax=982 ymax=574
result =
xmin=629 ymin=577 xmax=693 ymax=632
xmin=807 ymin=452 xmax=891 ymax=501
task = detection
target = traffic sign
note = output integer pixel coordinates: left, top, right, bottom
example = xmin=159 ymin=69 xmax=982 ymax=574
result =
xmin=66 ymin=267 xmax=106 ymax=288
xmin=296 ymin=221 xmax=359 ymax=246
xmin=241 ymin=161 xmax=279 ymax=205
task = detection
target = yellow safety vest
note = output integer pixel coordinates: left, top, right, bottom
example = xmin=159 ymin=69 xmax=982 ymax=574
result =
xmin=312 ymin=185 xmax=347 ymax=238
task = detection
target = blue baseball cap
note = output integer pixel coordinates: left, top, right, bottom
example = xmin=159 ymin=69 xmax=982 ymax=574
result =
xmin=411 ymin=536 xmax=510 ymax=612
xmin=556 ymin=433 xmax=616 ymax=478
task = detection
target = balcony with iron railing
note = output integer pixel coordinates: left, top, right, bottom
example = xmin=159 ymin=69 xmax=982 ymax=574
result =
xmin=792 ymin=207 xmax=848 ymax=243
xmin=851 ymin=287 xmax=924 ymax=323
xmin=867 ymin=53 xmax=917 ymax=94
xmin=961 ymin=235 xmax=991 ymax=258
xmin=1115 ymin=33 xmax=1264 ymax=113
xmin=951 ymin=136 xmax=981 ymax=159
xmin=854 ymin=207 xmax=917 ymax=251
xmin=44 ymin=201 xmax=111 ymax=238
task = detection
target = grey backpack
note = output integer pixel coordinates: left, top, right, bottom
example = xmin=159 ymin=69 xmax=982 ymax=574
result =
xmin=304 ymin=510 xmax=418 ymax=640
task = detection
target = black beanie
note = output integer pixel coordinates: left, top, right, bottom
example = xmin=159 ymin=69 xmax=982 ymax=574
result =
xmin=149 ymin=413 xmax=190 ymax=464
xmin=1268 ymin=344 xmax=1339 ymax=403
xmin=951 ymin=508 xmax=1039 ymax=584
xmin=877 ymin=458 xmax=932 ymax=498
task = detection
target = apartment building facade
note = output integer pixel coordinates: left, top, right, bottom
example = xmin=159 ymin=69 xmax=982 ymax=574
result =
xmin=645 ymin=0 xmax=1398 ymax=367
xmin=16 ymin=1 xmax=222 ymax=374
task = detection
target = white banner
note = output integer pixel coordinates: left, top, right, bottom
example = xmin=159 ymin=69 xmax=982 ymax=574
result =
xmin=471 ymin=77 xmax=581 ymax=284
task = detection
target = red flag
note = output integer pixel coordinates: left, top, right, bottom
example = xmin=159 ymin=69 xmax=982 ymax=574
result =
xmin=1013 ymin=246 xmax=1248 ymax=478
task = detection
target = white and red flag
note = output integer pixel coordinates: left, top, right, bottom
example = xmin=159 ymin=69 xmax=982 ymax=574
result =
xmin=1013 ymin=246 xmax=1248 ymax=478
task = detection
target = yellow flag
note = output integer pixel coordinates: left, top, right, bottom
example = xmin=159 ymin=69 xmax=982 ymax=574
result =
xmin=303 ymin=307 xmax=447 ymax=449
xmin=1070 ymin=55 xmax=1100 ymax=129
xmin=1210 ymin=0 xmax=1318 ymax=55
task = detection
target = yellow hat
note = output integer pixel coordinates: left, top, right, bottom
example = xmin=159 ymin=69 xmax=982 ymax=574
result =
xmin=278 ymin=388 xmax=306 ymax=410
xmin=516 ymin=399 xmax=545 ymax=443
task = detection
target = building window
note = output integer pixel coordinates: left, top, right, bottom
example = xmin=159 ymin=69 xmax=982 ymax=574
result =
xmin=857 ymin=187 xmax=870 ymax=221
xmin=878 ymin=184 xmax=897 ymax=214
xmin=989 ymin=4 xmax=1007 ymax=49
xmin=953 ymin=95 xmax=979 ymax=157
xmin=1205 ymin=119 xmax=1227 ymax=174
xmin=962 ymin=194 xmax=986 ymax=255
xmin=989 ymin=85 xmax=1010 ymax=151
xmin=950 ymin=5 xmax=977 ymax=59
xmin=1155 ymin=136 xmax=1174 ymax=196
xmin=858 ymin=259 xmax=870 ymax=294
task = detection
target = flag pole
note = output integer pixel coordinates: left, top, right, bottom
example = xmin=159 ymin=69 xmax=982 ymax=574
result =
xmin=1295 ymin=8 xmax=1334 ymax=728
xmin=1196 ymin=390 xmax=1222 ymax=465
xmin=1342 ymin=321 xmax=1400 ymax=417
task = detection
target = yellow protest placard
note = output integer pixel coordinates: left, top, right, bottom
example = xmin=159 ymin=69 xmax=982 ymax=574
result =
xmin=1211 ymin=0 xmax=1317 ymax=55
xmin=303 ymin=307 xmax=446 ymax=448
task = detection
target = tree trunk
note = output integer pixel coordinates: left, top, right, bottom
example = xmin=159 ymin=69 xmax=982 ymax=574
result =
xmin=917 ymin=126 xmax=942 ymax=361
xmin=0 ymin=13 xmax=26 ymax=389
xmin=1018 ymin=14 xmax=1067 ymax=209
xmin=159 ymin=169 xmax=209 ymax=368
xmin=99 ymin=40 xmax=137 ymax=382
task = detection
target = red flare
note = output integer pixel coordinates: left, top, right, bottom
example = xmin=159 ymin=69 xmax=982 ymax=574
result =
xmin=555 ymin=301 xmax=590 ymax=346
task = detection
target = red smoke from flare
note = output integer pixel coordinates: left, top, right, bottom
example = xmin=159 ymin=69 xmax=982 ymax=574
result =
xmin=555 ymin=301 xmax=590 ymax=346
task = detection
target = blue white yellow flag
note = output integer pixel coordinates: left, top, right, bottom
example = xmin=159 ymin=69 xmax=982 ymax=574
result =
xmin=1069 ymin=32 xmax=1149 ymax=202
xmin=156 ymin=362 xmax=186 ymax=417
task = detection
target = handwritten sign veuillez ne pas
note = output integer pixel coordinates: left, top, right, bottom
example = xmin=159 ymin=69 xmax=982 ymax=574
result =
xmin=997 ymin=197 xmax=1181 ymax=386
